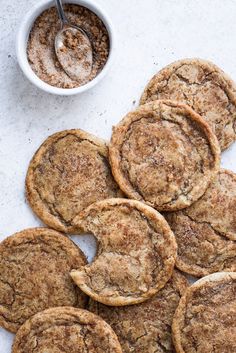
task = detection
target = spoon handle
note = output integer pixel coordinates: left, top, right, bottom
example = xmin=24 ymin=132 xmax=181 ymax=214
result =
xmin=55 ymin=0 xmax=68 ymax=25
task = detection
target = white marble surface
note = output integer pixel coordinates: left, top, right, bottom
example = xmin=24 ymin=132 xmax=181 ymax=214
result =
xmin=1 ymin=0 xmax=236 ymax=350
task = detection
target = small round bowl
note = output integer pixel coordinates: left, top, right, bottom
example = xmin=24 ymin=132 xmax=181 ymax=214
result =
xmin=16 ymin=0 xmax=115 ymax=96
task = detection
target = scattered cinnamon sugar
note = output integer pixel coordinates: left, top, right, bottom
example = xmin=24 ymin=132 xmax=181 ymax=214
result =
xmin=27 ymin=4 xmax=110 ymax=89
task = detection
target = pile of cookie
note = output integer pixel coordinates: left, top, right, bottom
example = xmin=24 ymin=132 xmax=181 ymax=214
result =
xmin=1 ymin=58 xmax=236 ymax=353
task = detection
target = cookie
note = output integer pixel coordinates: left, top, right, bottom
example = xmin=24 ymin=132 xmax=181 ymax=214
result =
xmin=165 ymin=169 xmax=236 ymax=277
xmin=180 ymin=169 xmax=236 ymax=241
xmin=109 ymin=100 xmax=220 ymax=211
xmin=12 ymin=307 xmax=122 ymax=353
xmin=26 ymin=129 xmax=122 ymax=234
xmin=0 ymin=228 xmax=87 ymax=333
xmin=89 ymin=270 xmax=188 ymax=353
xmin=140 ymin=58 xmax=236 ymax=150
xmin=71 ymin=198 xmax=177 ymax=306
xmin=172 ymin=272 xmax=236 ymax=353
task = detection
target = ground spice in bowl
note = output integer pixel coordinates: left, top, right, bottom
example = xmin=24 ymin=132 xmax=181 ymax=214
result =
xmin=27 ymin=4 xmax=110 ymax=89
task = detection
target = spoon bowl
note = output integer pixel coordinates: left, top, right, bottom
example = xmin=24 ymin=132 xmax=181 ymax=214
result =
xmin=55 ymin=25 xmax=93 ymax=82
xmin=54 ymin=0 xmax=93 ymax=82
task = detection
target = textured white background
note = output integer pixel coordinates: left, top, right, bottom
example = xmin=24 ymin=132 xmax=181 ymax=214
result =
xmin=1 ymin=0 xmax=236 ymax=350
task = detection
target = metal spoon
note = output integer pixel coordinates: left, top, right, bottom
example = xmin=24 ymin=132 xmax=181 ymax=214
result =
xmin=54 ymin=0 xmax=93 ymax=82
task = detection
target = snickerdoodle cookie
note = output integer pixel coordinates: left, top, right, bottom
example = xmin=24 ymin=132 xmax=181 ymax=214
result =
xmin=26 ymin=129 xmax=122 ymax=233
xmin=172 ymin=272 xmax=236 ymax=353
xmin=71 ymin=198 xmax=177 ymax=306
xmin=0 ymin=228 xmax=87 ymax=333
xmin=140 ymin=58 xmax=236 ymax=150
xmin=12 ymin=307 xmax=122 ymax=353
xmin=109 ymin=100 xmax=220 ymax=211
xmin=89 ymin=270 xmax=188 ymax=353
xmin=165 ymin=169 xmax=236 ymax=277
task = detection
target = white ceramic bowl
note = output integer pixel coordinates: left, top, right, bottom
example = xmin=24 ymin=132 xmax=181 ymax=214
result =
xmin=16 ymin=0 xmax=115 ymax=95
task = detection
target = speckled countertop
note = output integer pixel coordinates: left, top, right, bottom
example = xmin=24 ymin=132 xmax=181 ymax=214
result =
xmin=1 ymin=0 xmax=236 ymax=350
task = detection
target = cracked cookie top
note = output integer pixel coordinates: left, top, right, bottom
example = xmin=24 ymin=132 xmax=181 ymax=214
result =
xmin=179 ymin=169 xmax=236 ymax=241
xmin=172 ymin=272 xmax=236 ymax=353
xmin=70 ymin=198 xmax=177 ymax=306
xmin=140 ymin=58 xmax=236 ymax=150
xmin=109 ymin=100 xmax=220 ymax=211
xmin=12 ymin=307 xmax=122 ymax=353
xmin=26 ymin=129 xmax=122 ymax=234
xmin=0 ymin=228 xmax=87 ymax=333
xmin=165 ymin=169 xmax=236 ymax=277
xmin=89 ymin=269 xmax=188 ymax=353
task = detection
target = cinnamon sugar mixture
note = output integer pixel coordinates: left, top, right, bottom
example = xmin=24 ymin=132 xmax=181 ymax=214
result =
xmin=27 ymin=4 xmax=110 ymax=88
